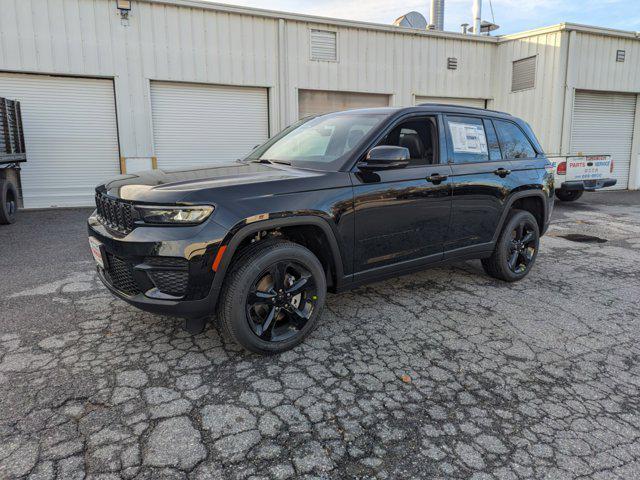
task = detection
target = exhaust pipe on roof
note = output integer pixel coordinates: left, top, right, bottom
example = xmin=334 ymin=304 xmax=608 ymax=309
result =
xmin=472 ymin=0 xmax=482 ymax=35
xmin=429 ymin=0 xmax=445 ymax=31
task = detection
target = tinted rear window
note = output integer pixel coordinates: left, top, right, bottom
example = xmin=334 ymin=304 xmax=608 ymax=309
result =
xmin=494 ymin=120 xmax=536 ymax=159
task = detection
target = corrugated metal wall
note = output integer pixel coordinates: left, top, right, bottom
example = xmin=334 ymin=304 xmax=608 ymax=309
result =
xmin=284 ymin=21 xmax=495 ymax=123
xmin=0 ymin=0 xmax=496 ymax=161
xmin=492 ymin=29 xmax=640 ymax=188
xmin=571 ymin=32 xmax=640 ymax=92
xmin=491 ymin=31 xmax=566 ymax=155
xmin=0 ymin=0 xmax=280 ymax=158
xmin=1 ymin=0 xmax=639 ymax=188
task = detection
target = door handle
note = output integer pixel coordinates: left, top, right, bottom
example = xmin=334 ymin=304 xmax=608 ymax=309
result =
xmin=427 ymin=173 xmax=448 ymax=184
xmin=494 ymin=168 xmax=512 ymax=177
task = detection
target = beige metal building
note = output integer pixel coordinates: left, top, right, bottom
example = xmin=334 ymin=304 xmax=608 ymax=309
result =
xmin=0 ymin=0 xmax=639 ymax=207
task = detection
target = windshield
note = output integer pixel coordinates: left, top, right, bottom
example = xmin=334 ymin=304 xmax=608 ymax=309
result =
xmin=246 ymin=113 xmax=388 ymax=171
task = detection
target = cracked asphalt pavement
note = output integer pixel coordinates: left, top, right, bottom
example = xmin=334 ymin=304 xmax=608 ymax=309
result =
xmin=1 ymin=192 xmax=640 ymax=479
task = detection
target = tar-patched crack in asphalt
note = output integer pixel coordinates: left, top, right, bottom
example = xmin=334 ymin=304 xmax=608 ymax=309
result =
xmin=1 ymin=198 xmax=640 ymax=479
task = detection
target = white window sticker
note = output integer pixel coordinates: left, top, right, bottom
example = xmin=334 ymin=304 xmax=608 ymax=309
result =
xmin=449 ymin=122 xmax=488 ymax=154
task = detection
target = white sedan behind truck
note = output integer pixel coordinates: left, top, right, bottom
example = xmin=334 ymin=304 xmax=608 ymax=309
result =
xmin=549 ymin=155 xmax=617 ymax=201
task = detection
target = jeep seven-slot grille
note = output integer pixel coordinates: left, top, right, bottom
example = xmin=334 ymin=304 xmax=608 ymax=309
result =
xmin=95 ymin=193 xmax=135 ymax=234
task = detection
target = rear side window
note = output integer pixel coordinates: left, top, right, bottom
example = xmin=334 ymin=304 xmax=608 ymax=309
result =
xmin=494 ymin=120 xmax=536 ymax=159
xmin=446 ymin=116 xmax=489 ymax=164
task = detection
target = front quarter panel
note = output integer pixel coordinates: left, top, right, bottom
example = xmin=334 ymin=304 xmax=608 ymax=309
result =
xmin=207 ymin=171 xmax=356 ymax=279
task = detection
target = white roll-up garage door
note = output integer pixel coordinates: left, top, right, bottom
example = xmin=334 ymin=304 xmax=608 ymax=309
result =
xmin=0 ymin=73 xmax=120 ymax=208
xmin=150 ymin=82 xmax=269 ymax=170
xmin=572 ymin=91 xmax=637 ymax=190
xmin=415 ymin=96 xmax=486 ymax=108
xmin=298 ymin=90 xmax=390 ymax=119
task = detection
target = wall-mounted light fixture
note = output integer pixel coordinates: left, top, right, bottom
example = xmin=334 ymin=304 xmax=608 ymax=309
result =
xmin=447 ymin=57 xmax=458 ymax=70
xmin=117 ymin=0 xmax=131 ymax=24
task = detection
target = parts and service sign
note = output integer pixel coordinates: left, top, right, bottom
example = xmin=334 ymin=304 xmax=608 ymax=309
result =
xmin=550 ymin=155 xmax=612 ymax=181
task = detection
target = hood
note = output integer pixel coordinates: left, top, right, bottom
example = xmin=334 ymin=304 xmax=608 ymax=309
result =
xmin=98 ymin=161 xmax=327 ymax=204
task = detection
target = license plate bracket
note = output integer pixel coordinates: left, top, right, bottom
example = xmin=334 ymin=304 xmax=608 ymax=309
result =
xmin=89 ymin=236 xmax=105 ymax=269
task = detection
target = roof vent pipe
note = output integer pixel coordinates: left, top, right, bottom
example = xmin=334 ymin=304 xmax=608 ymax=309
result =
xmin=461 ymin=23 xmax=469 ymax=34
xmin=472 ymin=0 xmax=482 ymax=35
xmin=429 ymin=0 xmax=445 ymax=31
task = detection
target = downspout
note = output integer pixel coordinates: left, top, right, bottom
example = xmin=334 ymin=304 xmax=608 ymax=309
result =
xmin=559 ymin=29 xmax=576 ymax=155
xmin=277 ymin=18 xmax=288 ymax=133
xmin=628 ymin=94 xmax=640 ymax=189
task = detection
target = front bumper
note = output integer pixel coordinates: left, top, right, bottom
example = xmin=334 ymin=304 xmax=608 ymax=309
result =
xmin=96 ymin=268 xmax=216 ymax=318
xmin=88 ymin=211 xmax=229 ymax=319
xmin=559 ymin=179 xmax=617 ymax=191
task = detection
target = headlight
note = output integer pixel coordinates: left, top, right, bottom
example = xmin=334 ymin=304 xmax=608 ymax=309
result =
xmin=136 ymin=205 xmax=214 ymax=225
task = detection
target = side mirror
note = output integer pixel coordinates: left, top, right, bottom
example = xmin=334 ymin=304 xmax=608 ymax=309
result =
xmin=358 ymin=146 xmax=410 ymax=171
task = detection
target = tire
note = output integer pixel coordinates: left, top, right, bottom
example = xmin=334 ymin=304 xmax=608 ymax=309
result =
xmin=217 ymin=238 xmax=327 ymax=354
xmin=555 ymin=189 xmax=583 ymax=202
xmin=481 ymin=209 xmax=540 ymax=282
xmin=0 ymin=179 xmax=18 ymax=225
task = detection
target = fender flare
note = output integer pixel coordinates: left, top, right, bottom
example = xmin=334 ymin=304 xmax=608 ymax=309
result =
xmin=208 ymin=215 xmax=346 ymax=306
xmin=492 ymin=190 xmax=549 ymax=243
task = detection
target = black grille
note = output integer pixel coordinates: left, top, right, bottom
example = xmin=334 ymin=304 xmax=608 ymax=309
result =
xmin=105 ymin=254 xmax=141 ymax=296
xmin=144 ymin=257 xmax=188 ymax=268
xmin=148 ymin=270 xmax=189 ymax=297
xmin=95 ymin=193 xmax=135 ymax=234
xmin=145 ymin=256 xmax=189 ymax=297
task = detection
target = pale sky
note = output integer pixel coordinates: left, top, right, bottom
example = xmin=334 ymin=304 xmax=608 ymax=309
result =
xmin=210 ymin=0 xmax=640 ymax=35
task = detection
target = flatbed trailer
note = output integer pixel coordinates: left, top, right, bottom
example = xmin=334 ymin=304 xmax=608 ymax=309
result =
xmin=0 ymin=96 xmax=26 ymax=224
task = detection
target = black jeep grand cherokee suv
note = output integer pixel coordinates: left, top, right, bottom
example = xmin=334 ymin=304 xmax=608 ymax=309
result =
xmin=88 ymin=105 xmax=554 ymax=354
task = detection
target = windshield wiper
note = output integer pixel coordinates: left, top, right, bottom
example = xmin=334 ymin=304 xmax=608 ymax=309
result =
xmin=252 ymin=159 xmax=292 ymax=166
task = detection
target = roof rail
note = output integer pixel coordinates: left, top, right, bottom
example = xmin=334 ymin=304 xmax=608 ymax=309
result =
xmin=416 ymin=102 xmax=511 ymax=115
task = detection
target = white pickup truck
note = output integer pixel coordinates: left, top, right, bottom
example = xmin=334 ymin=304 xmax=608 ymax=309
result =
xmin=549 ymin=155 xmax=617 ymax=201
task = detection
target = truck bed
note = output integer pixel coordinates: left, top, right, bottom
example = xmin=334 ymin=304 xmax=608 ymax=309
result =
xmin=0 ymin=97 xmax=26 ymax=165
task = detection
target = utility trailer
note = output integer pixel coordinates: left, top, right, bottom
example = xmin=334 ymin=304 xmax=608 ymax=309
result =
xmin=0 ymin=97 xmax=26 ymax=224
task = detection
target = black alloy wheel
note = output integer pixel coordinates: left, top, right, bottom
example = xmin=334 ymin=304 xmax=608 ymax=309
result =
xmin=217 ymin=239 xmax=326 ymax=354
xmin=246 ymin=261 xmax=318 ymax=342
xmin=481 ymin=209 xmax=540 ymax=282
xmin=507 ymin=221 xmax=537 ymax=274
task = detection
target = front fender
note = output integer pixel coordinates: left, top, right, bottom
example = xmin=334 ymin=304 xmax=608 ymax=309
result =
xmin=207 ymin=214 xmax=348 ymax=309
